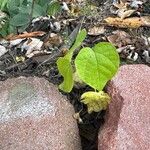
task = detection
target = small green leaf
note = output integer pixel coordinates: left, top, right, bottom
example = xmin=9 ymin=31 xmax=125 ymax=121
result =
xmin=47 ymin=1 xmax=61 ymax=16
xmin=75 ymin=42 xmax=120 ymax=91
xmin=57 ymin=29 xmax=87 ymax=92
xmin=57 ymin=57 xmax=73 ymax=92
xmin=81 ymin=91 xmax=111 ymax=113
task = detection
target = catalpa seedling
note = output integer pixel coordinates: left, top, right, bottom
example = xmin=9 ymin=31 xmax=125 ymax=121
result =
xmin=57 ymin=29 xmax=120 ymax=113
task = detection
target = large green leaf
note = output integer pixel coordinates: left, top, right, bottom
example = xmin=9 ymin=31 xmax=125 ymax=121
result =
xmin=9 ymin=13 xmax=30 ymax=26
xmin=32 ymin=3 xmax=46 ymax=17
xmin=7 ymin=0 xmax=20 ymax=15
xmin=7 ymin=0 xmax=20 ymax=8
xmin=7 ymin=5 xmax=19 ymax=16
xmin=37 ymin=0 xmax=51 ymax=7
xmin=57 ymin=57 xmax=73 ymax=92
xmin=0 ymin=0 xmax=8 ymax=10
xmin=19 ymin=5 xmax=31 ymax=15
xmin=75 ymin=42 xmax=120 ymax=91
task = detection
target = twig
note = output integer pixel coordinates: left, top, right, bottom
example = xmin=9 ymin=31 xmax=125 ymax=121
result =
xmin=6 ymin=31 xmax=46 ymax=40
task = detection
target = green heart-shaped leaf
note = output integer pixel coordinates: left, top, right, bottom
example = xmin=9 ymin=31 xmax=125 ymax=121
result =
xmin=75 ymin=42 xmax=120 ymax=91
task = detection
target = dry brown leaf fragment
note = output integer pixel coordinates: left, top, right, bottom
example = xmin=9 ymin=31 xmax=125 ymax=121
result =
xmin=113 ymin=0 xmax=145 ymax=10
xmin=113 ymin=0 xmax=128 ymax=9
xmin=130 ymin=0 xmax=144 ymax=8
xmin=70 ymin=3 xmax=81 ymax=16
xmin=88 ymin=26 xmax=105 ymax=36
xmin=105 ymin=17 xmax=144 ymax=28
xmin=113 ymin=0 xmax=139 ymax=19
xmin=107 ymin=30 xmax=132 ymax=47
xmin=16 ymin=56 xmax=25 ymax=62
xmin=44 ymin=33 xmax=63 ymax=48
xmin=10 ymin=39 xmax=25 ymax=47
xmin=117 ymin=9 xmax=136 ymax=19
xmin=141 ymin=16 xmax=150 ymax=27
xmin=73 ymin=112 xmax=83 ymax=123
xmin=20 ymin=38 xmax=44 ymax=58
xmin=0 ymin=45 xmax=8 ymax=57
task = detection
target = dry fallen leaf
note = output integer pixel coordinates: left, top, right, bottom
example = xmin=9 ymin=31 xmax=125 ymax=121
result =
xmin=117 ymin=9 xmax=135 ymax=19
xmin=19 ymin=38 xmax=44 ymax=58
xmin=73 ymin=112 xmax=83 ymax=123
xmin=10 ymin=39 xmax=25 ymax=47
xmin=113 ymin=0 xmax=127 ymax=9
xmin=70 ymin=3 xmax=81 ymax=16
xmin=130 ymin=0 xmax=144 ymax=8
xmin=105 ymin=17 xmax=149 ymax=28
xmin=44 ymin=33 xmax=63 ymax=48
xmin=0 ymin=45 xmax=8 ymax=57
xmin=107 ymin=30 xmax=132 ymax=47
xmin=16 ymin=56 xmax=25 ymax=62
xmin=141 ymin=16 xmax=150 ymax=27
xmin=88 ymin=26 xmax=105 ymax=36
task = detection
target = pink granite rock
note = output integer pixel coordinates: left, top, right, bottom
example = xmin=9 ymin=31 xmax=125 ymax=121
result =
xmin=0 ymin=77 xmax=81 ymax=150
xmin=98 ymin=65 xmax=150 ymax=150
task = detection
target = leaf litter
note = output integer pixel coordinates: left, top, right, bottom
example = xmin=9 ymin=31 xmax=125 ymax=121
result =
xmin=0 ymin=0 xmax=150 ymax=149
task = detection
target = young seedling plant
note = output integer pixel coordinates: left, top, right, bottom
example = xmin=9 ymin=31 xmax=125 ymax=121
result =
xmin=57 ymin=29 xmax=120 ymax=113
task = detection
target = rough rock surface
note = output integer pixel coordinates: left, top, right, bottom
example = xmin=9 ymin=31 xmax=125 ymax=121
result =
xmin=0 ymin=77 xmax=81 ymax=150
xmin=98 ymin=65 xmax=150 ymax=150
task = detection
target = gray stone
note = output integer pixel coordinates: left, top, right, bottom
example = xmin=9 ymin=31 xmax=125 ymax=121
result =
xmin=0 ymin=77 xmax=81 ymax=150
xmin=98 ymin=64 xmax=150 ymax=150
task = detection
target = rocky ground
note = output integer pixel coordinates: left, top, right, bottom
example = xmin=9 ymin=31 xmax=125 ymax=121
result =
xmin=0 ymin=0 xmax=150 ymax=150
